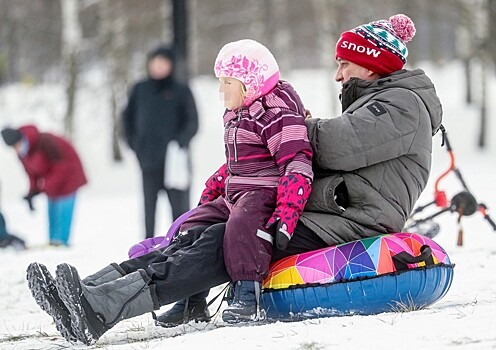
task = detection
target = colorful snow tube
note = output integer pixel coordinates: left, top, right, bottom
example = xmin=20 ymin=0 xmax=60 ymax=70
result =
xmin=261 ymin=233 xmax=454 ymax=320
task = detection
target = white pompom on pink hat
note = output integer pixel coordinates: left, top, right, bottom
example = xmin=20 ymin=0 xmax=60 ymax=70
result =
xmin=335 ymin=14 xmax=416 ymax=75
xmin=214 ymin=39 xmax=280 ymax=106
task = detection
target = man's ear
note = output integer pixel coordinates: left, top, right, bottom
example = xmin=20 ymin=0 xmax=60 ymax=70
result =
xmin=367 ymin=70 xmax=380 ymax=79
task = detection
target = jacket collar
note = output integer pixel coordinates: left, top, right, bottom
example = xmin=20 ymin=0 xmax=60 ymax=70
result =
xmin=223 ymin=99 xmax=266 ymax=125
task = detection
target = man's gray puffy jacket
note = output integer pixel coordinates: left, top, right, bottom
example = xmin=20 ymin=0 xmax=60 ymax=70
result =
xmin=300 ymin=69 xmax=443 ymax=245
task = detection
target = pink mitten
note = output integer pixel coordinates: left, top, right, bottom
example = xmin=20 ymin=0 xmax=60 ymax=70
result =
xmin=266 ymin=173 xmax=312 ymax=250
xmin=199 ymin=163 xmax=229 ymax=205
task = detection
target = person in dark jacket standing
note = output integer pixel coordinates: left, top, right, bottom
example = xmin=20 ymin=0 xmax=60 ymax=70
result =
xmin=2 ymin=125 xmax=87 ymax=246
xmin=122 ymin=46 xmax=199 ymax=239
xmin=26 ymin=14 xmax=444 ymax=345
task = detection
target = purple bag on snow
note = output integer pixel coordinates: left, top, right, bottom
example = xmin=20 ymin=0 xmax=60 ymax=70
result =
xmin=128 ymin=207 xmax=197 ymax=259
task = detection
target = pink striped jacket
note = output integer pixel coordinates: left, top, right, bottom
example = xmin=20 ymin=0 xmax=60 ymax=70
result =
xmin=222 ymin=80 xmax=313 ymax=202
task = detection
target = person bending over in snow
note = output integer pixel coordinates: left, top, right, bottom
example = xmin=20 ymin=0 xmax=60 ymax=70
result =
xmin=1 ymin=125 xmax=87 ymax=247
xmin=26 ymin=39 xmax=314 ymax=345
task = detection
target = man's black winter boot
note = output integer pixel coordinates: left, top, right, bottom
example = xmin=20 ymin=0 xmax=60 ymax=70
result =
xmin=155 ymin=292 xmax=210 ymax=328
xmin=55 ymin=263 xmax=159 ymax=345
xmin=26 ymin=263 xmax=77 ymax=343
xmin=222 ymin=280 xmax=263 ymax=324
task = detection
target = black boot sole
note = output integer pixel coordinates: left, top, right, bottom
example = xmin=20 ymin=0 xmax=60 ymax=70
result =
xmin=26 ymin=263 xmax=78 ymax=343
xmin=155 ymin=312 xmax=211 ymax=328
xmin=155 ymin=299 xmax=211 ymax=328
xmin=55 ymin=263 xmax=100 ymax=346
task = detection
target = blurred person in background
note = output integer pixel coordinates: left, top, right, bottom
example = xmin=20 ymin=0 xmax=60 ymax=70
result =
xmin=0 ymin=181 xmax=27 ymax=250
xmin=0 ymin=211 xmax=26 ymax=250
xmin=1 ymin=125 xmax=87 ymax=246
xmin=122 ymin=46 xmax=199 ymax=239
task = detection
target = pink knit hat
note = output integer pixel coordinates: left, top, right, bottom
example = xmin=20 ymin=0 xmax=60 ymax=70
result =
xmin=214 ymin=39 xmax=280 ymax=106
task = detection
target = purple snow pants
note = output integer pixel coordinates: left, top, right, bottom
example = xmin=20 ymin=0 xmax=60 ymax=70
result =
xmin=180 ymin=188 xmax=277 ymax=283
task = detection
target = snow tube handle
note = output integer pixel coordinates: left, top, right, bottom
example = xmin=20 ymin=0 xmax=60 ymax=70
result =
xmin=127 ymin=207 xmax=197 ymax=259
xmin=392 ymin=245 xmax=435 ymax=271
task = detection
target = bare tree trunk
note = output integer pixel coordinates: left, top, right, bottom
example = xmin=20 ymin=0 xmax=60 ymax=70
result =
xmin=60 ymin=0 xmax=82 ymax=139
xmin=456 ymin=0 xmax=489 ymax=147
xmin=313 ymin=0 xmax=341 ymax=116
xmin=99 ymin=0 xmax=130 ymax=162
xmin=64 ymin=50 xmax=78 ymax=138
xmin=110 ymin=82 xmax=123 ymax=162
xmin=3 ymin=1 xmax=21 ymax=83
xmin=261 ymin=0 xmax=291 ymax=72
xmin=478 ymin=0 xmax=491 ymax=149
xmin=463 ymin=58 xmax=472 ymax=104
xmin=160 ymin=0 xmax=173 ymax=43
xmin=479 ymin=56 xmax=487 ymax=148
xmin=455 ymin=0 xmax=476 ymax=105
xmin=172 ymin=0 xmax=189 ymax=83
xmin=488 ymin=0 xmax=496 ymax=68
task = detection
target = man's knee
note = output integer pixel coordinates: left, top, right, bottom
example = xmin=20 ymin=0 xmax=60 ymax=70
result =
xmin=173 ymin=225 xmax=211 ymax=246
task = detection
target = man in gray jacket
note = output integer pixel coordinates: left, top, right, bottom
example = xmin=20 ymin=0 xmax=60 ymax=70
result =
xmin=276 ymin=14 xmax=443 ymax=259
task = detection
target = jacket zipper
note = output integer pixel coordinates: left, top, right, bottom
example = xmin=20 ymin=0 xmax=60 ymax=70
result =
xmin=233 ymin=110 xmax=241 ymax=162
xmin=233 ymin=126 xmax=239 ymax=162
xmin=224 ymin=124 xmax=232 ymax=202
xmin=224 ymin=110 xmax=242 ymax=203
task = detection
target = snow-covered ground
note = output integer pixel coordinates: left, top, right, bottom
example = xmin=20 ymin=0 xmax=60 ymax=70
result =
xmin=1 ymin=62 xmax=496 ymax=349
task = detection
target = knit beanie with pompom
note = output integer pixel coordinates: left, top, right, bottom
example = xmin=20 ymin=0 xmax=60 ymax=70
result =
xmin=335 ymin=14 xmax=416 ymax=75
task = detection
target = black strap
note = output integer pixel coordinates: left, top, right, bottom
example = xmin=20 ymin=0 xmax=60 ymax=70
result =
xmin=151 ymin=283 xmax=231 ymax=324
xmin=439 ymin=124 xmax=446 ymax=147
xmin=392 ymin=245 xmax=435 ymax=271
xmin=206 ymin=283 xmax=231 ymax=319
xmin=183 ymin=297 xmax=190 ymax=323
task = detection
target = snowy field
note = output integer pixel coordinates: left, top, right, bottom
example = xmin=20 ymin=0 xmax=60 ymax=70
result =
xmin=1 ymin=62 xmax=496 ymax=349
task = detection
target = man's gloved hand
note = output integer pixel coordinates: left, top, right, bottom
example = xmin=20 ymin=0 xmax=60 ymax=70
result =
xmin=23 ymin=191 xmax=41 ymax=211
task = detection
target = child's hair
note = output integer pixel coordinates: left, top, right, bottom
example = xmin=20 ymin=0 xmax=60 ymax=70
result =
xmin=214 ymin=39 xmax=280 ymax=106
xmin=239 ymin=81 xmax=247 ymax=101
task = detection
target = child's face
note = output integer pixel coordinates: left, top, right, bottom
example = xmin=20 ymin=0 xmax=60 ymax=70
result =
xmin=219 ymin=77 xmax=245 ymax=110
